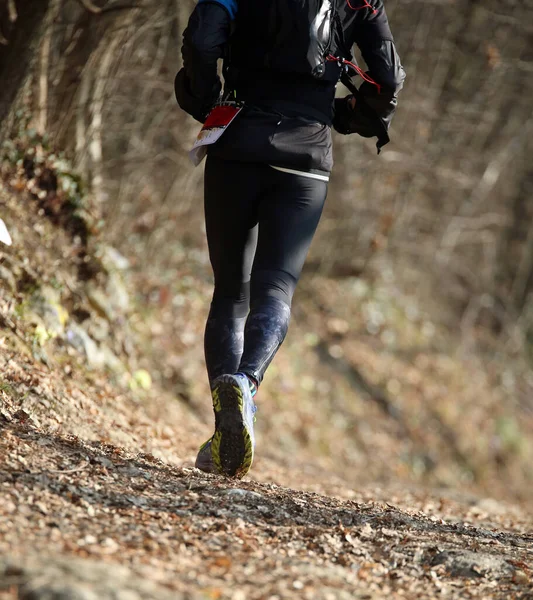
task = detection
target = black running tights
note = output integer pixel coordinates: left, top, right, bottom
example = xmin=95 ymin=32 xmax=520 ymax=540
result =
xmin=204 ymin=156 xmax=328 ymax=386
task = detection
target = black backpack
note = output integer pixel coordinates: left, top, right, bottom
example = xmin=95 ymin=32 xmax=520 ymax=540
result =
xmin=227 ymin=0 xmax=347 ymax=82
xmin=225 ymin=0 xmax=390 ymax=151
xmin=265 ymin=0 xmax=340 ymax=78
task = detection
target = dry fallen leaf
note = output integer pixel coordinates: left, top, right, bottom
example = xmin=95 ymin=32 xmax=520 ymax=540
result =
xmin=0 ymin=218 xmax=12 ymax=246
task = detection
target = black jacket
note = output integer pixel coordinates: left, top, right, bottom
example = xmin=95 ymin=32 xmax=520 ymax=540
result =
xmin=176 ymin=0 xmax=405 ymax=173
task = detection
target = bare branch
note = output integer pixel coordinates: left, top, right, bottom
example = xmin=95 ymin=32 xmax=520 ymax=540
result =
xmin=75 ymin=0 xmax=141 ymax=15
xmin=76 ymin=0 xmax=102 ymax=14
xmin=7 ymin=0 xmax=17 ymax=22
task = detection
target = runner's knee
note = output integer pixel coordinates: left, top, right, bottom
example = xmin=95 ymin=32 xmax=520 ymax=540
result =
xmin=210 ymin=280 xmax=250 ymax=318
xmin=251 ymin=269 xmax=297 ymax=308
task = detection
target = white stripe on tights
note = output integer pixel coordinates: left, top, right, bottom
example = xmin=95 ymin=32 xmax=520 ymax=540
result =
xmin=269 ymin=165 xmax=330 ymax=182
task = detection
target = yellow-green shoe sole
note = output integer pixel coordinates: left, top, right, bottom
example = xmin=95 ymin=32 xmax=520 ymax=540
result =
xmin=211 ymin=375 xmax=254 ymax=478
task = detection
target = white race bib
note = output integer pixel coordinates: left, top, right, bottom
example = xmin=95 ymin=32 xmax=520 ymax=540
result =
xmin=189 ymin=103 xmax=243 ymax=167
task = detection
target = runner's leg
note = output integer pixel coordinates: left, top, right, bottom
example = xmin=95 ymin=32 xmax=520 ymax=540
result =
xmin=238 ymin=167 xmax=328 ymax=384
xmin=203 ymin=156 xmax=261 ymax=385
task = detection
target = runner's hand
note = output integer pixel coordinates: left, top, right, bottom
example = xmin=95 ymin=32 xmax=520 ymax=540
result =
xmin=333 ymin=95 xmax=377 ymax=138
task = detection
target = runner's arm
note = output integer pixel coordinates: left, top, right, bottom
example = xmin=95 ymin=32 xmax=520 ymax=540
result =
xmin=351 ymin=0 xmax=406 ymax=123
xmin=175 ymin=0 xmax=235 ymax=122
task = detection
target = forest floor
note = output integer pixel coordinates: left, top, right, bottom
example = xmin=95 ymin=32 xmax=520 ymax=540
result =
xmin=0 ymin=347 xmax=532 ymax=600
xmin=1 ymin=137 xmax=533 ymax=599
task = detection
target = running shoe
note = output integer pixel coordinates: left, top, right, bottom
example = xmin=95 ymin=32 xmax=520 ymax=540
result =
xmin=195 ymin=437 xmax=216 ymax=473
xmin=210 ymin=373 xmax=256 ymax=478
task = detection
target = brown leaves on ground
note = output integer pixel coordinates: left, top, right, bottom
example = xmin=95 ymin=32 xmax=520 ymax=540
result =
xmin=0 ymin=410 xmax=532 ymax=599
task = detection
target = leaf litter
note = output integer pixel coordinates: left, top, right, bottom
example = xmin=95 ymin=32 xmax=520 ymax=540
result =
xmin=0 ymin=405 xmax=532 ymax=599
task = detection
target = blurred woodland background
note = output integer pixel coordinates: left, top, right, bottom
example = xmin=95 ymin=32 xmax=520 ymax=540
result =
xmin=1 ymin=0 xmax=533 ymax=504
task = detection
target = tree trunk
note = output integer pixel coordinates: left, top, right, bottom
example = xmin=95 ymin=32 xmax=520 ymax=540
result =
xmin=0 ymin=0 xmax=51 ymax=141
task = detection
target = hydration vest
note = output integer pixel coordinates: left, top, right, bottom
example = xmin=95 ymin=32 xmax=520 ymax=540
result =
xmin=226 ymin=0 xmax=347 ymax=84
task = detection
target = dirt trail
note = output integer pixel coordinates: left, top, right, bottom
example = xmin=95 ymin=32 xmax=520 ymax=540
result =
xmin=1 ymin=393 xmax=532 ymax=600
xmin=0 ymin=280 xmax=532 ymax=600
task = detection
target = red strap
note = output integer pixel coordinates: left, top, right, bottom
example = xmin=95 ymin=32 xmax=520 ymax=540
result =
xmin=326 ymin=54 xmax=381 ymax=94
xmin=346 ymin=0 xmax=377 ymax=14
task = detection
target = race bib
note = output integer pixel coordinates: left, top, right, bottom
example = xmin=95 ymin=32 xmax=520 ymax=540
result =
xmin=189 ymin=103 xmax=243 ymax=166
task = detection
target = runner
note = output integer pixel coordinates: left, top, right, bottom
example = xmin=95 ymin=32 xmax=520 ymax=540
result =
xmin=175 ymin=0 xmax=405 ymax=478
